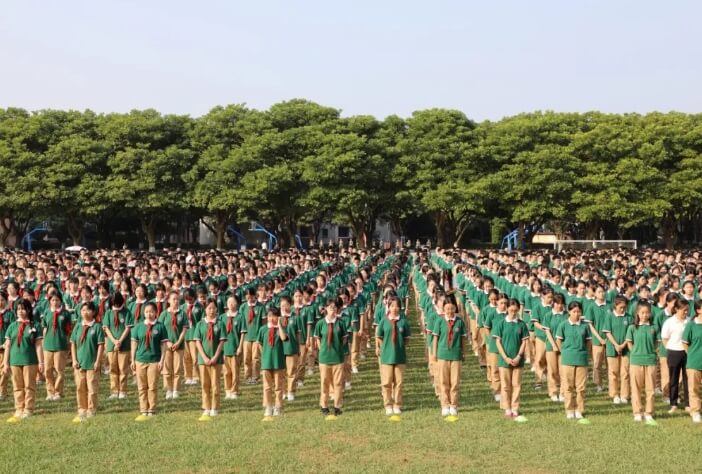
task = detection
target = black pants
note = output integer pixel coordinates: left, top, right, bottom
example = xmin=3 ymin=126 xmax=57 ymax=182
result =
xmin=668 ymin=350 xmax=689 ymax=407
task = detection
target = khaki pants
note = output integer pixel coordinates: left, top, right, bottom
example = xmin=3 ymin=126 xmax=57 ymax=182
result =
xmin=11 ymin=365 xmax=38 ymax=415
xmin=223 ymin=354 xmax=241 ymax=394
xmin=380 ymin=364 xmax=406 ymax=408
xmin=243 ymin=340 xmax=261 ymax=380
xmin=486 ymin=352 xmax=500 ymax=393
xmin=184 ymin=341 xmax=199 ymax=380
xmin=199 ymin=364 xmax=222 ymax=411
xmin=546 ymin=351 xmax=562 ymax=397
xmin=499 ymin=367 xmax=522 ymax=411
xmin=351 ymin=332 xmax=361 ymax=369
xmin=533 ymin=338 xmax=547 ymax=381
xmin=136 ymin=362 xmax=159 ymax=414
xmin=44 ymin=350 xmax=67 ymax=397
xmin=658 ymin=356 xmax=670 ymax=398
xmin=630 ymin=364 xmax=656 ymax=416
xmin=108 ymin=351 xmax=130 ymax=394
xmin=525 ymin=333 xmax=534 ymax=362
xmin=470 ymin=318 xmax=481 ymax=362
xmin=592 ymin=345 xmax=605 ymax=386
xmin=285 ymin=355 xmax=299 ymax=394
xmin=74 ymin=368 xmax=98 ymax=415
xmin=162 ymin=349 xmax=184 ymax=392
xmin=687 ymin=369 xmax=702 ymax=416
xmin=607 ymin=355 xmax=630 ymax=399
xmin=562 ymin=365 xmax=587 ymax=413
xmin=296 ymin=345 xmax=308 ymax=383
xmin=319 ymin=363 xmax=344 ymax=408
xmin=438 ymin=359 xmax=462 ymax=408
xmin=262 ymin=368 xmax=285 ymax=408
xmin=307 ymin=345 xmax=318 ymax=371
xmin=0 ymin=351 xmax=7 ymax=397
xmin=343 ymin=354 xmax=352 ymax=386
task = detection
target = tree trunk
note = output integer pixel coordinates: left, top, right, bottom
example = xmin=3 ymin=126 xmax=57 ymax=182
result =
xmin=584 ymin=221 xmax=599 ymax=240
xmin=0 ymin=216 xmax=14 ymax=249
xmin=662 ymin=213 xmax=677 ymax=250
xmin=517 ymin=221 xmax=525 ymax=249
xmin=453 ymin=221 xmax=470 ymax=248
xmin=215 ymin=212 xmax=227 ymax=250
xmin=351 ymin=221 xmax=366 ymax=249
xmin=67 ymin=215 xmax=84 ymax=247
xmin=141 ymin=217 xmax=156 ymax=252
xmin=435 ymin=212 xmax=447 ymax=248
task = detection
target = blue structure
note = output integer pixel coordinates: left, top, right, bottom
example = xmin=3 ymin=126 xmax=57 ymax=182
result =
xmin=501 ymin=229 xmax=519 ymax=251
xmin=249 ymin=221 xmax=278 ymax=250
xmin=295 ymin=234 xmax=305 ymax=250
xmin=21 ymin=222 xmax=49 ymax=251
xmin=226 ymin=226 xmax=247 ymax=249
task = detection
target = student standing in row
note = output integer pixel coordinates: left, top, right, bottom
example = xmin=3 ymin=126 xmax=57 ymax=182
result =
xmin=41 ymin=293 xmax=71 ymax=401
xmin=556 ymin=301 xmax=591 ymax=423
xmin=222 ymin=295 xmax=244 ymax=400
xmin=70 ymin=302 xmax=104 ymax=423
xmin=314 ymin=298 xmax=347 ymax=418
xmin=433 ymin=295 xmax=467 ymax=418
xmin=493 ymin=299 xmax=529 ymax=420
xmin=682 ymin=301 xmax=702 ymax=424
xmin=258 ymin=307 xmax=288 ymax=418
xmin=130 ymin=302 xmax=168 ymax=421
xmin=626 ymin=301 xmax=659 ymax=425
xmin=0 ymin=293 xmax=15 ymax=400
xmin=662 ymin=299 xmax=690 ymax=413
xmin=194 ymin=298 xmax=226 ymax=421
xmin=240 ymin=288 xmax=266 ymax=384
xmin=280 ymin=296 xmax=301 ymax=402
xmin=376 ymin=296 xmax=410 ymax=416
xmin=603 ymin=296 xmax=633 ymax=404
xmin=3 ymin=299 xmax=43 ymax=423
xmin=103 ymin=293 xmax=133 ymax=400
xmin=160 ymin=292 xmax=187 ymax=400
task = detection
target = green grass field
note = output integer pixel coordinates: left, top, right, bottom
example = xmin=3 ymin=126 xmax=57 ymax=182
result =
xmin=3 ymin=299 xmax=702 ymax=474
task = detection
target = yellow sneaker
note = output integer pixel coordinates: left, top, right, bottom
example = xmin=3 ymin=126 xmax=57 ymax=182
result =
xmin=6 ymin=416 xmax=20 ymax=424
xmin=198 ymin=414 xmax=211 ymax=422
xmin=135 ymin=414 xmax=149 ymax=422
xmin=72 ymin=416 xmax=83 ymax=424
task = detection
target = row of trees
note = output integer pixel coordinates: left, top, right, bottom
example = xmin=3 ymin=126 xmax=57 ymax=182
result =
xmin=1 ymin=101 xmax=701 ymax=250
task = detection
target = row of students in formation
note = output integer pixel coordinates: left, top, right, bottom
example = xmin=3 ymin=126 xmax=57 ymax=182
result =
xmin=1 ymin=248 xmax=416 ymax=422
xmin=417 ymin=249 xmax=702 ymax=425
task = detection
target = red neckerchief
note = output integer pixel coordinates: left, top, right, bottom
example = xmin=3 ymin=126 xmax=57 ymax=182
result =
xmin=16 ymin=320 xmax=29 ymax=346
xmin=447 ymin=318 xmax=456 ymax=348
xmin=144 ymin=320 xmax=155 ymax=350
xmin=247 ymin=303 xmax=255 ymax=324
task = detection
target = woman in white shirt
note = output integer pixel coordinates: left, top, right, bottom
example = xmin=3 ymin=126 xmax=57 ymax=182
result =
xmin=662 ymin=299 xmax=690 ymax=413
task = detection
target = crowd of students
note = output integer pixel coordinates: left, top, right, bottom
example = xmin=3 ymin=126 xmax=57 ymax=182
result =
xmin=4 ymin=245 xmax=702 ymax=426
xmin=420 ymin=248 xmax=702 ymax=425
xmin=0 ymin=247 xmax=412 ymax=423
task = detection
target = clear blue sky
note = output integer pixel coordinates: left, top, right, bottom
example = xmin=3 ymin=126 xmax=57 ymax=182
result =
xmin=1 ymin=0 xmax=700 ymax=121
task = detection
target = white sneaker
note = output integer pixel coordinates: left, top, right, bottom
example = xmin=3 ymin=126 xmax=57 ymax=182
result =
xmin=21 ymin=412 xmax=31 ymax=420
xmin=596 ymin=386 xmax=604 ymax=393
xmin=654 ymin=388 xmax=663 ymax=396
xmin=385 ymin=407 xmax=394 ymax=416
xmin=393 ymin=407 xmax=401 ymax=415
xmin=360 ymin=354 xmax=366 ymax=360
xmin=231 ymin=393 xmax=239 ymax=400
xmin=345 ymin=382 xmax=352 ymax=390
xmin=108 ymin=394 xmax=119 ymax=400
xmin=172 ymin=391 xmax=180 ymax=399
xmin=297 ymin=381 xmax=304 ymax=388
xmin=494 ymin=394 xmax=501 ymax=402
xmin=620 ymin=398 xmax=628 ymax=404
xmin=191 ymin=379 xmax=199 ymax=385
xmin=352 ymin=367 xmax=359 ymax=374
xmin=53 ymin=394 xmax=62 ymax=401
xmin=272 ymin=407 xmax=282 ymax=416
xmin=692 ymin=414 xmax=702 ymax=424
xmin=449 ymin=407 xmax=458 ymax=416
xmin=118 ymin=393 xmax=127 ymax=400
xmin=613 ymin=396 xmax=622 ymax=404
xmin=287 ymin=393 xmax=295 ymax=402
xmin=307 ymin=369 xmax=314 ymax=376
xmin=165 ymin=391 xmax=173 ymax=400
xmin=86 ymin=411 xmax=95 ymax=418
xmin=264 ymin=406 xmax=273 ymax=417
xmin=558 ymin=395 xmax=565 ymax=402
xmin=209 ymin=409 xmax=218 ymax=417
xmin=224 ymin=392 xmax=231 ymax=400
xmin=575 ymin=412 xmax=584 ymax=419
xmin=441 ymin=407 xmax=450 ymax=417
xmin=46 ymin=395 xmax=54 ymax=401
xmin=550 ymin=395 xmax=559 ymax=402
xmin=185 ymin=379 xmax=192 ymax=385
xmin=566 ymin=412 xmax=575 ymax=420
xmin=634 ymin=415 xmax=643 ymax=422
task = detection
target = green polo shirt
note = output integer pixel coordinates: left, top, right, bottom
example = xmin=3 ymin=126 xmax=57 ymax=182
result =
xmin=603 ymin=312 xmax=634 ymax=357
xmin=625 ymin=323 xmax=659 ymax=366
xmin=158 ymin=309 xmax=187 ymax=344
xmin=239 ymin=302 xmax=267 ymax=343
xmin=5 ymin=320 xmax=42 ymax=366
xmin=222 ymin=313 xmax=245 ymax=356
xmin=0 ymin=309 xmax=15 ymax=343
xmin=130 ymin=320 xmax=168 ymax=363
xmin=584 ymin=301 xmax=609 ymax=346
xmin=555 ymin=320 xmax=591 ymax=366
xmin=492 ymin=317 xmax=529 ymax=368
xmin=70 ymin=320 xmax=104 ymax=369
xmin=192 ymin=319 xmax=227 ymax=364
xmin=181 ymin=302 xmax=203 ymax=341
xmin=486 ymin=311 xmax=506 ymax=354
xmin=257 ymin=325 xmax=286 ymax=370
xmin=543 ymin=310 xmax=568 ymax=352
xmin=313 ymin=318 xmax=347 ymax=365
xmin=433 ymin=316 xmax=467 ymax=361
xmin=682 ymin=320 xmax=702 ymax=371
xmin=376 ymin=317 xmax=411 ymax=365
xmin=281 ymin=316 xmax=300 ymax=356
xmin=41 ymin=309 xmax=72 ymax=351
xmin=103 ymin=308 xmax=133 ymax=352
